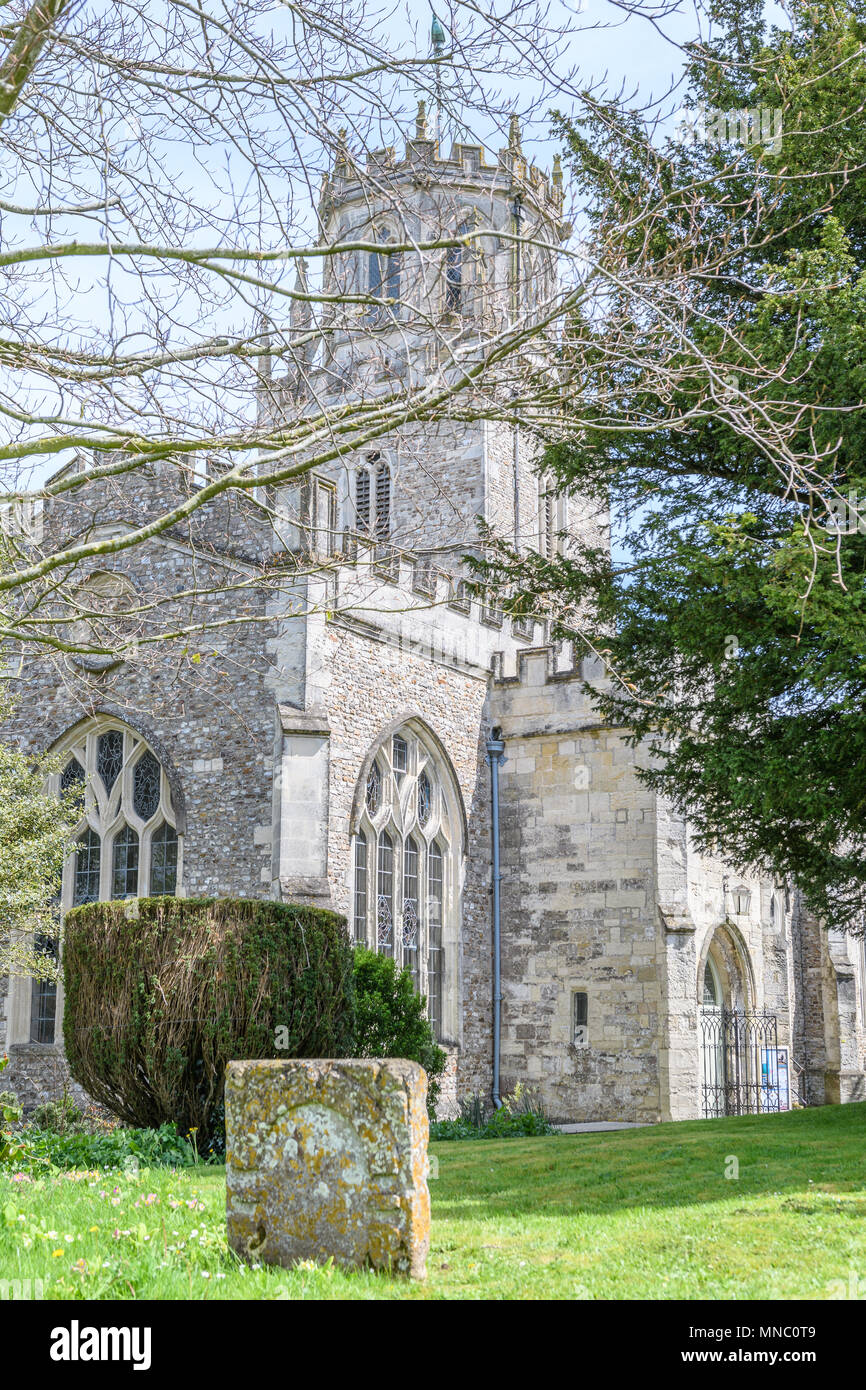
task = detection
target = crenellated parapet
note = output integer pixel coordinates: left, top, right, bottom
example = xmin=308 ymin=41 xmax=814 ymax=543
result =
xmin=319 ymin=108 xmax=566 ymax=232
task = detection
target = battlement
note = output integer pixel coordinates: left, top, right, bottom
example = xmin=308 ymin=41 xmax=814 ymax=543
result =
xmin=492 ymin=641 xmax=585 ymax=685
xmin=489 ymin=640 xmax=609 ymax=735
xmin=318 ymin=538 xmax=555 ymax=676
xmin=320 ymin=108 xmax=566 ymax=227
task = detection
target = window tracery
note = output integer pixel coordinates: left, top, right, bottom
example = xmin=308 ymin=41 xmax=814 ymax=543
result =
xmin=352 ymin=727 xmax=456 ymax=1041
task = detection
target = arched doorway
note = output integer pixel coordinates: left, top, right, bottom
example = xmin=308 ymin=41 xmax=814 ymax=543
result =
xmin=699 ymin=926 xmax=782 ymax=1117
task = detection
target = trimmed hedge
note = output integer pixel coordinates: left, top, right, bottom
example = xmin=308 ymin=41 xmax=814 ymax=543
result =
xmin=63 ymin=897 xmax=354 ymax=1146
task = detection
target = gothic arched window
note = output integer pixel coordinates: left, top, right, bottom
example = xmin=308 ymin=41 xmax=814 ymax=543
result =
xmin=369 ymin=227 xmax=400 ymax=312
xmin=352 ymin=726 xmax=458 ymax=1041
xmin=445 ymin=217 xmax=486 ymax=319
xmin=11 ymin=718 xmax=183 ymax=1052
xmin=57 ymin=719 xmax=181 ymax=908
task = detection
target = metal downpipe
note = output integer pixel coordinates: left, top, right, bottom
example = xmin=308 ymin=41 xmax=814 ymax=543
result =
xmin=486 ymin=727 xmax=506 ymax=1110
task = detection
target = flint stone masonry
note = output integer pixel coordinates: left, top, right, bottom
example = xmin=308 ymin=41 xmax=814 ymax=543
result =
xmin=225 ymin=1058 xmax=430 ymax=1278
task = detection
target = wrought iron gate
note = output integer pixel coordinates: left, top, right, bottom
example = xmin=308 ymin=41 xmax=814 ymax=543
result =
xmin=700 ymin=1008 xmax=784 ymax=1118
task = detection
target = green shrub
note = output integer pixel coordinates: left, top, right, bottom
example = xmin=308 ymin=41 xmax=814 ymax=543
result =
xmin=5 ymin=1120 xmax=200 ymax=1174
xmin=63 ymin=896 xmax=355 ymax=1146
xmin=352 ymin=947 xmax=446 ymax=1118
xmin=31 ymin=1090 xmax=87 ymax=1136
xmin=0 ymin=1055 xmax=23 ymax=1165
xmin=430 ymin=1084 xmax=558 ymax=1141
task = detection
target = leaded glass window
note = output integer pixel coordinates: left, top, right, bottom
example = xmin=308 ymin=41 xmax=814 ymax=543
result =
xmin=74 ymin=828 xmax=101 ymax=905
xmin=133 ymin=749 xmax=161 ymax=821
xmin=703 ymin=958 xmax=721 ymax=1008
xmin=61 ymin=757 xmax=84 ymax=793
xmin=393 ymin=736 xmax=407 ymax=781
xmin=13 ymin=719 xmax=184 ymax=1052
xmin=353 ymin=835 xmax=368 ymax=944
xmin=150 ymin=821 xmax=178 ymax=896
xmin=112 ymin=823 xmax=139 ymax=898
xmin=377 ymin=830 xmax=394 ymax=956
xmin=29 ymin=933 xmax=58 ymax=1044
xmin=427 ymin=840 xmax=443 ymax=1041
xmin=60 ymin=724 xmax=179 ymax=905
xmin=352 ymin=727 xmax=455 ymax=1040
xmin=96 ymin=729 xmax=124 ymax=793
xmin=402 ymin=836 xmax=420 ymax=991
xmin=366 ymin=759 xmax=382 ymax=815
xmin=60 ymin=757 xmax=85 ymax=811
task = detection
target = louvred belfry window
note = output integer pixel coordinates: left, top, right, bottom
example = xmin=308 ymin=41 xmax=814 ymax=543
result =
xmin=374 ymin=460 xmax=391 ymax=538
xmin=354 ymin=453 xmax=392 ymax=540
xmin=355 ymin=468 xmax=371 ymax=532
xmin=369 ymin=227 xmax=400 ymax=309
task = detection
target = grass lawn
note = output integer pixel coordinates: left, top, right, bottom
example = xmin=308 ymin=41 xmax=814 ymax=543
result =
xmin=2 ymin=1102 xmax=864 ymax=1299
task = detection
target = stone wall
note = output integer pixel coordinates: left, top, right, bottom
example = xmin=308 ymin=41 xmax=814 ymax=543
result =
xmin=2 ymin=1045 xmax=91 ymax=1116
xmin=489 ymin=647 xmax=662 ymax=1122
xmin=485 ymin=644 xmax=865 ymax=1123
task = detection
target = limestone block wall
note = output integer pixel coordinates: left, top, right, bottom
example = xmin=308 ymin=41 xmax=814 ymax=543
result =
xmin=489 ymin=647 xmax=663 ymax=1123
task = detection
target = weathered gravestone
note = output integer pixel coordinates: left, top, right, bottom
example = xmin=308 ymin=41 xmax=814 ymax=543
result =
xmin=225 ymin=1058 xmax=430 ymax=1278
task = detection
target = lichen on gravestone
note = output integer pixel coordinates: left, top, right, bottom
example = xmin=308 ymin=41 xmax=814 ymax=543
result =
xmin=225 ymin=1057 xmax=430 ymax=1278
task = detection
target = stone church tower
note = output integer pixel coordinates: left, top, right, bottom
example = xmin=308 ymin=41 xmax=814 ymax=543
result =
xmin=1 ymin=115 xmax=864 ymax=1120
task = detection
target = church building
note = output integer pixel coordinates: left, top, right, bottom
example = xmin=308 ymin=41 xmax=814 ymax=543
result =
xmin=2 ymin=113 xmax=864 ymax=1122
